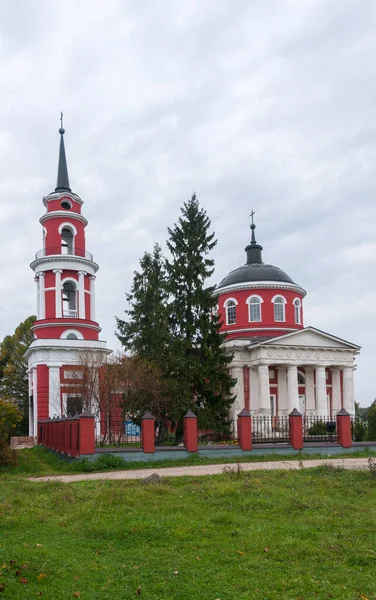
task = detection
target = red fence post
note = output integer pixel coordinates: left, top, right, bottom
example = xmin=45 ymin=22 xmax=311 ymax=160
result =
xmin=184 ymin=411 xmax=198 ymax=453
xmin=289 ymin=409 xmax=303 ymax=450
xmin=52 ymin=417 xmax=59 ymax=451
xmin=237 ymin=409 xmax=252 ymax=451
xmin=79 ymin=410 xmax=96 ymax=456
xmin=37 ymin=422 xmax=42 ymax=444
xmin=70 ymin=414 xmax=80 ymax=458
xmin=336 ymin=408 xmax=352 ymax=448
xmin=141 ymin=413 xmax=155 ymax=453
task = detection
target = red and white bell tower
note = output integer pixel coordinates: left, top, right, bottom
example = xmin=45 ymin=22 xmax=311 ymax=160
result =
xmin=26 ymin=118 xmax=111 ymax=435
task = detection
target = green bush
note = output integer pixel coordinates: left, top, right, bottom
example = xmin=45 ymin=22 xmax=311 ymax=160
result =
xmin=72 ymin=453 xmax=128 ymax=473
xmin=367 ymin=406 xmax=376 ymax=442
xmin=0 ymin=440 xmax=17 ymax=468
xmin=352 ymin=419 xmax=367 ymax=442
xmin=307 ymin=421 xmax=328 ymax=436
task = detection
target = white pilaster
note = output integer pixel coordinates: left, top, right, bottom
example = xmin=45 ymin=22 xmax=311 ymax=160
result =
xmin=305 ymin=367 xmax=315 ymax=414
xmin=39 ymin=272 xmax=45 ymax=320
xmin=78 ymin=271 xmax=86 ymax=319
xmin=315 ymin=365 xmax=327 ymax=417
xmin=331 ymin=367 xmax=341 ymax=414
xmin=30 ymin=368 xmax=37 ymax=436
xmin=343 ymin=366 xmax=355 ymax=415
xmin=229 ymin=366 xmax=244 ymax=420
xmin=35 ymin=277 xmax=40 ymax=320
xmin=287 ymin=365 xmax=299 ymax=414
xmin=89 ymin=276 xmax=96 ymax=321
xmin=258 ymin=364 xmax=270 ymax=415
xmin=277 ymin=366 xmax=288 ymax=414
xmin=54 ymin=269 xmax=62 ymax=318
xmin=48 ymin=366 xmax=61 ymax=417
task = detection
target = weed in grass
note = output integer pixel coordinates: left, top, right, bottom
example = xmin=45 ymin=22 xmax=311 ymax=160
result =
xmin=368 ymin=455 xmax=376 ymax=478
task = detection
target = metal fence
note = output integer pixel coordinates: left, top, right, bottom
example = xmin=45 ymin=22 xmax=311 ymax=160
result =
xmin=96 ymin=419 xmax=142 ymax=447
xmin=197 ymin=421 xmax=238 ymax=445
xmin=351 ymin=415 xmax=375 ymax=442
xmin=252 ymin=416 xmax=290 ymax=444
xmin=303 ymin=415 xmax=337 ymax=443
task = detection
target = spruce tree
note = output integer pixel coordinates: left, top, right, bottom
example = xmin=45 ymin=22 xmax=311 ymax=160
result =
xmin=166 ymin=194 xmax=235 ymax=426
xmin=116 ymin=243 xmax=170 ymax=364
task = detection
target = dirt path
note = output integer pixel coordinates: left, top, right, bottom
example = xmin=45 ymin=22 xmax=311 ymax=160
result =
xmin=27 ymin=457 xmax=372 ymax=483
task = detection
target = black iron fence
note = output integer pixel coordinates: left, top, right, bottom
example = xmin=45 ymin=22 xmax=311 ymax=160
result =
xmin=197 ymin=421 xmax=238 ymax=445
xmin=96 ymin=419 xmax=142 ymax=447
xmin=303 ymin=415 xmax=337 ymax=443
xmin=252 ymin=416 xmax=290 ymax=444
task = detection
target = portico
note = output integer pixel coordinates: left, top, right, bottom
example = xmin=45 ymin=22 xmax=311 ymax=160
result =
xmin=227 ymin=327 xmax=360 ymax=419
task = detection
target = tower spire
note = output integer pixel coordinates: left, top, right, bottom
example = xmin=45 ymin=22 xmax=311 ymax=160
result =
xmin=245 ymin=210 xmax=263 ymax=264
xmin=55 ymin=112 xmax=71 ymax=192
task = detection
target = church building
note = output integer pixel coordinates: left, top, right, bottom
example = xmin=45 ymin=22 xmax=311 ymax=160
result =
xmin=25 ymin=121 xmax=111 ymax=436
xmin=215 ymin=217 xmax=360 ymax=419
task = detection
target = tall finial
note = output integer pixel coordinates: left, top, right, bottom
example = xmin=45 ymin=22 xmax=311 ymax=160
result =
xmin=59 ymin=111 xmax=65 ymax=135
xmin=55 ymin=113 xmax=71 ymax=192
xmin=250 ymin=209 xmax=256 ymax=243
xmin=245 ymin=210 xmax=263 ymax=264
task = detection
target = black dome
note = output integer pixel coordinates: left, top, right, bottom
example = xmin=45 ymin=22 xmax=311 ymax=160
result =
xmin=217 ymin=262 xmax=296 ymax=289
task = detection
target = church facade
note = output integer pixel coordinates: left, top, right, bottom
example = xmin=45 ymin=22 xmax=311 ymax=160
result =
xmin=214 ymin=219 xmax=360 ymax=419
xmin=25 ymin=122 xmax=110 ymax=436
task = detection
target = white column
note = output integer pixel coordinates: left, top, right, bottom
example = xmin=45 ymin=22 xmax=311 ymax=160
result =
xmin=35 ymin=277 xmax=40 ymax=320
xmin=343 ymin=366 xmax=355 ymax=415
xmin=54 ymin=269 xmax=62 ymax=318
xmin=249 ymin=367 xmax=258 ymax=413
xmin=229 ymin=366 xmax=244 ymax=420
xmin=48 ymin=366 xmax=61 ymax=418
xmin=258 ymin=364 xmax=270 ymax=414
xmin=331 ymin=367 xmax=341 ymax=414
xmin=277 ymin=366 xmax=288 ymax=414
xmin=305 ymin=367 xmax=315 ymax=414
xmin=89 ymin=276 xmax=96 ymax=321
xmin=38 ymin=272 xmax=45 ymax=319
xmin=315 ymin=365 xmax=327 ymax=417
xmin=287 ymin=365 xmax=299 ymax=414
xmin=78 ymin=271 xmax=86 ymax=319
xmin=30 ymin=368 xmax=37 ymax=436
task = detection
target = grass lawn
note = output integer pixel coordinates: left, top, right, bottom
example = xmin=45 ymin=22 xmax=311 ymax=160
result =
xmin=1 ymin=465 xmax=376 ymax=599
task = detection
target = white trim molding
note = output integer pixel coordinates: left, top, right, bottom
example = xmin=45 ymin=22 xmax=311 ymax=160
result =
xmin=58 ymin=221 xmax=78 ymax=236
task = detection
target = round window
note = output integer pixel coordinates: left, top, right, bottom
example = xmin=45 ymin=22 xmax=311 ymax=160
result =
xmin=61 ymin=200 xmax=72 ymax=210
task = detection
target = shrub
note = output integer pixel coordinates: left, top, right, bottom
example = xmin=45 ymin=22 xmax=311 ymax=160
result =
xmin=367 ymin=406 xmax=376 ymax=442
xmin=0 ymin=440 xmax=17 ymax=468
xmin=352 ymin=419 xmax=367 ymax=442
xmin=307 ymin=421 xmax=328 ymax=436
xmin=72 ymin=453 xmax=128 ymax=473
xmin=0 ymin=399 xmax=22 ymax=442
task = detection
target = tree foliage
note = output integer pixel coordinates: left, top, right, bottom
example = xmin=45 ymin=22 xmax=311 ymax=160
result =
xmin=0 ymin=316 xmax=35 ymax=434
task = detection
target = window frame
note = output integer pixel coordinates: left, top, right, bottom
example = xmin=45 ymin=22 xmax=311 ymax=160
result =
xmin=293 ymin=297 xmax=302 ymax=325
xmin=224 ymin=298 xmax=238 ymax=326
xmin=246 ymin=294 xmax=263 ymax=323
xmin=272 ymin=295 xmax=287 ymax=322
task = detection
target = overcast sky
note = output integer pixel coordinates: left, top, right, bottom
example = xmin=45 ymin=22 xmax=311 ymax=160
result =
xmin=0 ymin=0 xmax=375 ymax=406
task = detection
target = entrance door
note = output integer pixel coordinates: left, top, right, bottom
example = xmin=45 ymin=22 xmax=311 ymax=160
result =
xmin=299 ymin=394 xmax=306 ymax=414
xmin=270 ymin=394 xmax=276 ymax=417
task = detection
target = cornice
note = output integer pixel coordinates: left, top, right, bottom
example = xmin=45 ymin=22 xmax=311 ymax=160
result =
xmin=213 ymin=281 xmax=306 ymax=297
xmin=30 ymin=255 xmax=99 ymax=274
xmin=32 ymin=321 xmax=101 ymax=332
xmin=43 ymin=191 xmax=83 ymax=206
xmin=40 ymin=211 xmax=88 ymax=227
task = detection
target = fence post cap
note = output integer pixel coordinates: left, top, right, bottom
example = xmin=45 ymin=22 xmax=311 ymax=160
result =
xmin=141 ymin=412 xmax=155 ymax=420
xmin=184 ymin=410 xmax=197 ymax=419
xmin=337 ymin=408 xmax=350 ymax=416
xmin=238 ymin=408 xmax=250 ymax=417
xmin=289 ymin=408 xmax=302 ymax=417
xmin=80 ymin=409 xmax=94 ymax=418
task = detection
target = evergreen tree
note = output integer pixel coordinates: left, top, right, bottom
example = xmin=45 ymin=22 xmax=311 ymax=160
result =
xmin=166 ymin=194 xmax=235 ymax=426
xmin=116 ymin=243 xmax=170 ymax=364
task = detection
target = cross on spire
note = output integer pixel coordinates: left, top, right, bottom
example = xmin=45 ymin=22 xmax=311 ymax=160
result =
xmin=250 ymin=209 xmax=255 ymax=225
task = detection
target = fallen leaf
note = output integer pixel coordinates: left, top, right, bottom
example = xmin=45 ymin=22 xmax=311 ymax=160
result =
xmin=264 ymin=547 xmax=269 ymax=553
xmin=37 ymin=574 xmax=46 ymax=581
xmin=74 ymin=576 xmax=80 ymax=580
xmin=19 ymin=577 xmax=28 ymax=584
xmin=136 ymin=587 xmax=141 ymax=596
xmin=73 ymin=593 xmax=80 ymax=598
xmin=237 ymin=551 xmax=244 ymax=555
xmin=36 ymin=544 xmax=42 ymax=548
xmin=9 ymin=560 xmax=16 ymax=566
xmin=133 ymin=566 xmax=139 ymax=569
xmin=0 ymin=584 xmax=5 ymax=592
xmin=23 ymin=543 xmax=30 ymax=547
xmin=174 ymin=571 xmax=179 ymax=575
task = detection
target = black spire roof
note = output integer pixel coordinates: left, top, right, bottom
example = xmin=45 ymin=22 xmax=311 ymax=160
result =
xmin=55 ymin=113 xmax=71 ymax=193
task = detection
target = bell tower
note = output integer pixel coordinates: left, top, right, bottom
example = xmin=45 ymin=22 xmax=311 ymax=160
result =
xmin=26 ymin=117 xmax=111 ymax=436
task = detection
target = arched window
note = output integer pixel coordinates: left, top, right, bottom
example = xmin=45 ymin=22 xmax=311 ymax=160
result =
xmin=61 ymin=227 xmax=74 ymax=255
xmin=62 ymin=281 xmax=77 ymax=318
xmin=297 ymin=371 xmax=305 ymax=385
xmin=293 ymin=298 xmax=301 ymax=324
xmin=60 ymin=329 xmax=84 ymax=340
xmin=224 ymin=299 xmax=237 ymax=325
xmin=247 ymin=295 xmax=262 ymax=322
xmin=272 ymin=295 xmax=286 ymax=322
